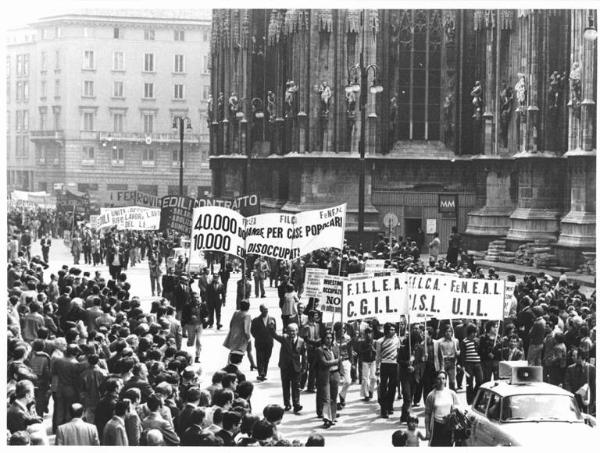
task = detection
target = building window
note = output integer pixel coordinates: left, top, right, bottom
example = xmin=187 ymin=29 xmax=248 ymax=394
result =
xmin=40 ymin=51 xmax=47 ymax=71
xmin=138 ymin=184 xmax=158 ymax=195
xmin=392 ymin=9 xmax=443 ymax=141
xmin=39 ymin=110 xmax=47 ymax=130
xmin=144 ymin=29 xmax=155 ymax=40
xmin=55 ymin=50 xmax=60 ymax=70
xmin=113 ymin=81 xmax=124 ymax=98
xmin=143 ymin=53 xmax=154 ymax=72
xmin=174 ymin=54 xmax=185 ymax=73
xmin=40 ymin=80 xmax=47 ymax=99
xmin=16 ymin=54 xmax=30 ymax=77
xmin=16 ymin=55 xmax=23 ymax=76
xmin=54 ymin=79 xmax=60 ymax=98
xmin=172 ymin=149 xmax=179 ymax=164
xmin=203 ymin=56 xmax=209 ymax=73
xmin=113 ymin=113 xmax=124 ymax=132
xmin=6 ymin=56 xmax=10 ymax=76
xmin=143 ymin=113 xmax=154 ymax=133
xmin=113 ymin=51 xmax=124 ymax=71
xmin=23 ymin=81 xmax=29 ymax=102
xmin=22 ymin=110 xmax=29 ymax=130
xmin=36 ymin=144 xmax=46 ymax=164
xmin=142 ymin=148 xmax=155 ymax=164
xmin=83 ymin=50 xmax=95 ymax=70
xmin=82 ymin=146 xmax=94 ymax=165
xmin=55 ymin=27 xmax=62 ymax=38
xmin=203 ymin=30 xmax=209 ymax=42
xmin=173 ymin=84 xmax=184 ymax=100
xmin=83 ymin=80 xmax=94 ymax=97
xmin=174 ymin=30 xmax=185 ymax=41
xmin=144 ymin=82 xmax=154 ymax=99
xmin=107 ymin=183 xmax=128 ymax=191
xmin=113 ymin=27 xmax=120 ymax=39
xmin=23 ymin=54 xmax=29 ymax=76
xmin=83 ymin=27 xmax=89 ymax=37
xmin=16 ymin=81 xmax=22 ymax=102
xmin=111 ymin=147 xmax=124 ymax=165
xmin=202 ymin=85 xmax=210 ymax=100
xmin=83 ymin=112 xmax=94 ymax=131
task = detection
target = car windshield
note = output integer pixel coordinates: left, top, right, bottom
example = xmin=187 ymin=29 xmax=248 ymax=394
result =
xmin=500 ymin=394 xmax=583 ymax=422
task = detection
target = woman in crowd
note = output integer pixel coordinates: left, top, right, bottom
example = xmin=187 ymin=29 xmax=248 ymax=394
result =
xmin=315 ymin=330 xmax=341 ymax=429
xmin=424 ymin=370 xmax=460 ymax=446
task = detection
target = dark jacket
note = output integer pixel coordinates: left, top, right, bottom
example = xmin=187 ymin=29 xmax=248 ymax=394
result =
xmin=205 ymin=282 xmax=225 ymax=306
xmin=7 ymin=401 xmax=42 ymax=433
xmin=251 ymin=315 xmax=276 ymax=348
xmin=215 ymin=429 xmax=236 ymax=446
xmin=271 ymin=331 xmax=306 ymax=373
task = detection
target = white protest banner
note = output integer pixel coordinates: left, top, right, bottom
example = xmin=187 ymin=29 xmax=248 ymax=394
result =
xmin=190 ymin=206 xmax=246 ymax=262
xmin=343 ymin=275 xmax=408 ymax=323
xmin=319 ymin=275 xmax=343 ymax=314
xmin=244 ymin=213 xmax=301 ymax=261
xmin=406 ymin=273 xmax=505 ymax=320
xmin=364 ymin=259 xmax=385 ymax=274
xmin=96 ymin=206 xmax=161 ymax=230
xmin=504 ymin=281 xmax=517 ymax=319
xmin=292 ymin=204 xmax=346 ymax=256
xmin=304 ymin=268 xmax=329 ymax=299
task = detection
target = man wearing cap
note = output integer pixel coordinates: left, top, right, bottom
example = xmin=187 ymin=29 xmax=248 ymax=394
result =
xmin=251 ymin=304 xmax=277 ymax=381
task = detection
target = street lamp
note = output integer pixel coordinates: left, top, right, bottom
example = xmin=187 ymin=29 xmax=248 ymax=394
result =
xmin=172 ymin=116 xmax=192 ymax=196
xmin=347 ymin=54 xmax=382 ymax=249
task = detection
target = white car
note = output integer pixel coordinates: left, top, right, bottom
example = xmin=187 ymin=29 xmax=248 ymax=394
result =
xmin=465 ymin=362 xmax=597 ymax=447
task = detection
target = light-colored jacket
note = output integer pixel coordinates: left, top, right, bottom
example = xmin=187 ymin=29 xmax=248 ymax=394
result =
xmin=56 ymin=417 xmax=100 ymax=446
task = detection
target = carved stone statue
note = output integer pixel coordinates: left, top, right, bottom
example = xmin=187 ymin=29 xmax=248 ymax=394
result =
xmin=548 ymin=71 xmax=565 ymax=111
xmin=569 ymin=62 xmax=582 ymax=116
xmin=444 ymin=15 xmax=456 ymax=44
xmin=346 ymin=90 xmax=357 ymax=117
xmin=470 ymin=81 xmax=483 ymax=118
xmin=228 ymin=91 xmax=240 ymax=120
xmin=266 ymin=90 xmax=276 ymax=121
xmin=389 ymin=94 xmax=399 ymax=123
xmin=499 ymin=83 xmax=513 ymax=147
xmin=514 ymin=73 xmax=527 ymax=110
xmin=217 ymin=92 xmax=225 ymax=121
xmin=284 ymin=80 xmax=298 ymax=118
xmin=207 ymin=95 xmax=214 ymax=124
xmin=443 ymin=93 xmax=454 ymax=137
xmin=318 ymin=81 xmax=332 ymax=117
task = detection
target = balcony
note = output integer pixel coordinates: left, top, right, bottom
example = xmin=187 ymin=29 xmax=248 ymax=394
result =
xmin=98 ymin=131 xmax=200 ymax=145
xmin=30 ymin=130 xmax=64 ymax=142
xmin=80 ymin=131 xmax=99 ymax=140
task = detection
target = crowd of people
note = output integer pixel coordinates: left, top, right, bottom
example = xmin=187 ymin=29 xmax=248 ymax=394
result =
xmin=6 ymin=207 xmax=597 ymax=447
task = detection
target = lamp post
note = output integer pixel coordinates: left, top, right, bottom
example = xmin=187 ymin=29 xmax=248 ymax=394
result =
xmin=346 ymin=39 xmax=383 ymax=248
xmin=172 ymin=116 xmax=192 ymax=196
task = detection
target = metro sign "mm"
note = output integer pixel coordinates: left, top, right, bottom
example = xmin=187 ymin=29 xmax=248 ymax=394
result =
xmin=438 ymin=194 xmax=458 ymax=214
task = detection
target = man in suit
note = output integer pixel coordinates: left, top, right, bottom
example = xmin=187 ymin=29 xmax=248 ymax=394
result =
xmin=7 ymin=380 xmax=43 ymax=434
xmin=56 ymin=403 xmax=100 ymax=445
xmin=173 ymin=275 xmax=192 ymax=322
xmin=251 ymin=304 xmax=277 ymax=381
xmin=269 ymin=322 xmax=307 ymax=414
xmin=253 ymin=256 xmax=270 ymax=298
xmin=181 ymin=407 xmax=207 ymax=446
xmin=205 ymin=274 xmax=225 ymax=329
xmin=121 ymin=363 xmax=153 ymax=403
xmin=176 ymin=387 xmax=203 ymax=437
xmin=141 ymin=394 xmax=180 ymax=446
xmin=215 ymin=411 xmax=242 ymax=446
xmin=51 ymin=344 xmax=83 ymax=432
xmin=102 ymin=400 xmax=130 ymax=446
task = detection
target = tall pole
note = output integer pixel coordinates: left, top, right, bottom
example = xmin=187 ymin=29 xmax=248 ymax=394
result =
xmin=357 ymin=11 xmax=367 ymax=250
xmin=178 ymin=118 xmax=184 ymax=196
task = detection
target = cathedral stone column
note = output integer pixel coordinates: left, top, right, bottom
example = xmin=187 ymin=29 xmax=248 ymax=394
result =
xmin=557 ymin=10 xmax=596 ymax=265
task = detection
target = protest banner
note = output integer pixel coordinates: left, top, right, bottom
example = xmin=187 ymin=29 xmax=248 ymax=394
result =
xmin=319 ymin=275 xmax=344 ymax=314
xmin=56 ymin=189 xmax=90 ymax=217
xmin=406 ymin=273 xmax=505 ymax=320
xmin=364 ymin=259 xmax=385 ymax=274
xmin=159 ymin=196 xmax=198 ymax=236
xmin=108 ymin=190 xmax=161 ymax=208
xmin=504 ymin=281 xmax=517 ymax=319
xmin=244 ymin=213 xmax=302 ymax=261
xmin=189 ymin=206 xmax=246 ymax=262
xmin=343 ymin=275 xmax=408 ymax=323
xmin=93 ymin=207 xmax=160 ymax=230
xmin=292 ymin=204 xmax=346 ymax=256
xmin=197 ymin=193 xmax=261 ymax=216
xmin=304 ymin=268 xmax=329 ymax=299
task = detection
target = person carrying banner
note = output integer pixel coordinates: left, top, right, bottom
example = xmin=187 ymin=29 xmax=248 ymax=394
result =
xmin=253 ymin=257 xmax=269 ymax=298
xmin=376 ymin=322 xmax=401 ymax=418
xmin=205 ymin=274 xmax=225 ymax=330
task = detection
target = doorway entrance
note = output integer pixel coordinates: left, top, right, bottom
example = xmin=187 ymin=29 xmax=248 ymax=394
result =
xmin=404 ymin=218 xmax=422 ymax=247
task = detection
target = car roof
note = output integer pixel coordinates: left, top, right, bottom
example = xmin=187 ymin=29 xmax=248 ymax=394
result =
xmin=480 ymin=380 xmax=574 ymax=397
